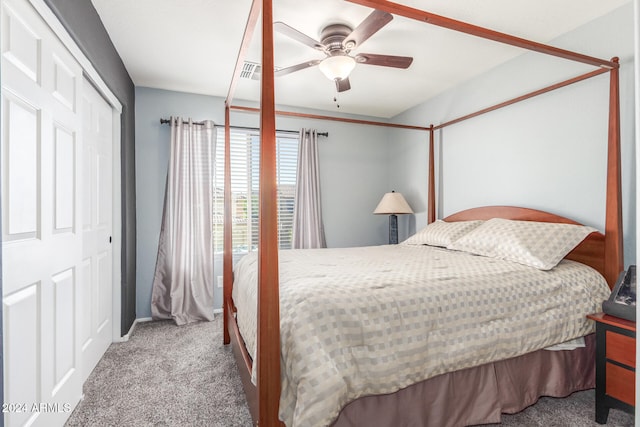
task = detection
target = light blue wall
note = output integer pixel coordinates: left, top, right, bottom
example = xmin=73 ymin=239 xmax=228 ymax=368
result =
xmin=135 ymin=88 xmax=391 ymax=317
xmin=135 ymin=3 xmax=637 ymax=318
xmin=390 ymin=3 xmax=637 ymax=267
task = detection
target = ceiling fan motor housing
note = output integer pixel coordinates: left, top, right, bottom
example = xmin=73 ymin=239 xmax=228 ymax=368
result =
xmin=320 ymin=24 xmax=354 ymax=53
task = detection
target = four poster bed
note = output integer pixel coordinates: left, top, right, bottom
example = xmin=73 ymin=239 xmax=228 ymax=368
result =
xmin=221 ymin=1 xmax=624 ymax=426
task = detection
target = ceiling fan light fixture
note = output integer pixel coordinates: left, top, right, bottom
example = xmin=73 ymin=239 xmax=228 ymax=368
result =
xmin=318 ymin=55 xmax=356 ymax=81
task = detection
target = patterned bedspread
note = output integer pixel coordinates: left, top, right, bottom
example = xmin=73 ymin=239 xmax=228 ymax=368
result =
xmin=232 ymin=244 xmax=610 ymax=427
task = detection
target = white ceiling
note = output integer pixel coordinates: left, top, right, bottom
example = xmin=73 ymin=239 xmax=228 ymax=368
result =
xmin=91 ymin=0 xmax=631 ymax=118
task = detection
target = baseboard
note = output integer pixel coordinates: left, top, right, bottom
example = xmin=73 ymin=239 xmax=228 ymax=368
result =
xmin=115 ymin=317 xmax=153 ymax=342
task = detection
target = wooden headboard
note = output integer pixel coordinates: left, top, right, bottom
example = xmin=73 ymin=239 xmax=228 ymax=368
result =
xmin=444 ymin=206 xmax=606 ymax=286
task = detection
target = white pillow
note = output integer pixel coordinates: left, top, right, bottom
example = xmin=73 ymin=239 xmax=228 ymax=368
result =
xmin=402 ymin=220 xmax=484 ymax=247
xmin=447 ymin=218 xmax=597 ymax=270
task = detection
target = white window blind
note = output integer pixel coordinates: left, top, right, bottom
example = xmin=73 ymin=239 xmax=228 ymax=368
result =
xmin=213 ymin=129 xmax=299 ymax=254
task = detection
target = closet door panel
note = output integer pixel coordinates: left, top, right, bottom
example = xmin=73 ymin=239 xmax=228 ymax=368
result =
xmin=2 ymin=0 xmax=84 ymax=425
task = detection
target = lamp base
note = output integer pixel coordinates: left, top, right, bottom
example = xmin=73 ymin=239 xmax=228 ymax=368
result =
xmin=388 ymin=214 xmax=398 ymax=244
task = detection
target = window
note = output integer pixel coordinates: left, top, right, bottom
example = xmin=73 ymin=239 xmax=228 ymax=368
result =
xmin=213 ymin=129 xmax=298 ymax=254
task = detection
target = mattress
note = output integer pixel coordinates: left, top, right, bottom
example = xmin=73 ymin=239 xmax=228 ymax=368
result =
xmin=232 ymin=244 xmax=610 ymax=427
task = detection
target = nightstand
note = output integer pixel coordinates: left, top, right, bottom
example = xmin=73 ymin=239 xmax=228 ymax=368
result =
xmin=587 ymin=312 xmax=635 ymax=424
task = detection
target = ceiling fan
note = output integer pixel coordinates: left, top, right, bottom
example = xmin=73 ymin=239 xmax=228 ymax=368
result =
xmin=274 ymin=10 xmax=413 ymax=92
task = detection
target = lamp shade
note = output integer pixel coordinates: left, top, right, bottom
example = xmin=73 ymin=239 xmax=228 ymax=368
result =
xmin=373 ymin=191 xmax=413 ymax=215
xmin=318 ymin=55 xmax=356 ymax=81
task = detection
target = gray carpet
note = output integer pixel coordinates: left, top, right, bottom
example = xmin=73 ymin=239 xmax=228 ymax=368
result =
xmin=66 ymin=317 xmax=635 ymax=427
xmin=66 ymin=318 xmax=252 ymax=427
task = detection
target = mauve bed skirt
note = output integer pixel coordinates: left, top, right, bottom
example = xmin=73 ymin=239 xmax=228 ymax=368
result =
xmin=332 ymin=334 xmax=596 ymax=427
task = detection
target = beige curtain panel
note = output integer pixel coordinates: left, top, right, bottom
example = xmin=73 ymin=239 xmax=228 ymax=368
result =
xmin=292 ymin=129 xmax=326 ymax=249
xmin=151 ymin=117 xmax=216 ymax=325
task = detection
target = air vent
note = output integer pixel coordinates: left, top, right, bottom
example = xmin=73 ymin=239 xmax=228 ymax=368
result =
xmin=240 ymin=61 xmax=262 ymax=80
xmin=240 ymin=62 xmax=281 ymax=80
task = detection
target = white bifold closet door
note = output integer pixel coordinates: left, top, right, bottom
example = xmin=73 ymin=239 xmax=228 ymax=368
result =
xmin=1 ymin=0 xmax=114 ymax=426
xmin=80 ymin=78 xmax=113 ymax=383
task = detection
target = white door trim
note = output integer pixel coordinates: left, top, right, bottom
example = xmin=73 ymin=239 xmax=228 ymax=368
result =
xmin=27 ymin=0 xmax=122 ymax=113
xmin=27 ymin=0 xmax=124 ymax=341
xmin=110 ymin=104 xmax=123 ymax=342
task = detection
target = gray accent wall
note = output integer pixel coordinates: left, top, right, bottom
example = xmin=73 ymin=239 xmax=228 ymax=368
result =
xmin=135 ymin=87 xmax=395 ymax=317
xmin=43 ymin=0 xmax=137 ymax=335
xmin=390 ymin=3 xmax=637 ymax=267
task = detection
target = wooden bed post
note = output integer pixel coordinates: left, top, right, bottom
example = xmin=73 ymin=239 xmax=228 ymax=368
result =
xmin=223 ymin=0 xmax=260 ymax=347
xmin=604 ymin=57 xmax=623 ymax=286
xmin=223 ymin=105 xmax=232 ymax=345
xmin=258 ymin=0 xmax=283 ymax=425
xmin=428 ymin=125 xmax=435 ymax=224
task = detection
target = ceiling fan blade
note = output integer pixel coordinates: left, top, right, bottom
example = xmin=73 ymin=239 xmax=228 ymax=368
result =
xmin=335 ymin=77 xmax=351 ymax=92
xmin=355 ymin=53 xmax=413 ymax=69
xmin=343 ymin=10 xmax=393 ymax=50
xmin=275 ymin=59 xmax=322 ymax=77
xmin=274 ymin=21 xmax=326 ymax=52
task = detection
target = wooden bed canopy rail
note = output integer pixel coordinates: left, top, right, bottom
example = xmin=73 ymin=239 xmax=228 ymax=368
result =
xmin=348 ymin=0 xmax=619 ymax=70
xmin=222 ymin=1 xmax=624 ymax=425
xmin=228 ymin=105 xmax=431 ymax=131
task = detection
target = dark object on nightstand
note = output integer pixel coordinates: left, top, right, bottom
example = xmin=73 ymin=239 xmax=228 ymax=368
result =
xmin=603 ymin=266 xmax=636 ymax=321
xmin=586 ymin=313 xmax=635 ymax=424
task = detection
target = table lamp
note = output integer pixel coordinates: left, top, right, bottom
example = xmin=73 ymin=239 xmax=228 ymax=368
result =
xmin=373 ymin=191 xmax=413 ymax=244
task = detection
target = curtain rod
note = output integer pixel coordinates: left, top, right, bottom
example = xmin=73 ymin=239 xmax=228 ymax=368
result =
xmin=159 ymin=118 xmax=328 ymax=137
